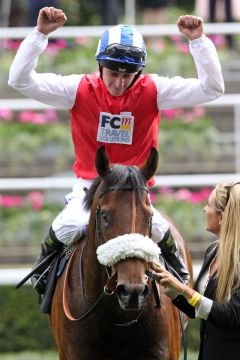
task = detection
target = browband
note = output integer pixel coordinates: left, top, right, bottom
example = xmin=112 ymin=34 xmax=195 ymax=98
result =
xmin=99 ymin=186 xmax=148 ymax=199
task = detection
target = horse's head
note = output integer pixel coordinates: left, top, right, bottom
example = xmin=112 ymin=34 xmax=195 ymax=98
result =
xmin=85 ymin=146 xmax=159 ymax=311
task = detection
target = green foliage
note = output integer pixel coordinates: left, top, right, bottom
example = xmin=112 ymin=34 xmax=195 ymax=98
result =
xmin=186 ymin=318 xmax=201 ymax=352
xmin=158 ymin=116 xmax=220 ymax=167
xmin=145 ymin=41 xmax=197 ymax=77
xmin=0 ymin=286 xmax=55 ymax=353
xmin=59 ymin=0 xmax=101 ymax=26
xmin=37 ymin=39 xmax=99 ymax=75
xmin=0 ymin=122 xmax=74 ymax=173
xmin=0 ymin=285 xmax=201 ymax=353
xmin=0 ymin=203 xmax=62 ymax=247
xmin=154 ymin=196 xmax=207 ymax=243
xmin=0 ymin=352 xmax=57 ymax=360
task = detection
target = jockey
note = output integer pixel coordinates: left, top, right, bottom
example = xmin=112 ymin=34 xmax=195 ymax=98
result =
xmin=8 ymin=7 xmax=224 ymax=295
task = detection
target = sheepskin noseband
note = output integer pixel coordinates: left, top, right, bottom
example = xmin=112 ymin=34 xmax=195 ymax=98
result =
xmin=96 ymin=233 xmax=160 ymax=267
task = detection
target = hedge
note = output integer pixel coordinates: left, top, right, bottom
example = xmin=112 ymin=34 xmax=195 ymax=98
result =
xmin=0 ymin=285 xmax=200 ymax=353
xmin=0 ymin=286 xmax=55 ymax=352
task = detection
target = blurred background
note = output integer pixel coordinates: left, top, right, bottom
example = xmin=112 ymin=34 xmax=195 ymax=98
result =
xmin=0 ymin=0 xmax=240 ymax=358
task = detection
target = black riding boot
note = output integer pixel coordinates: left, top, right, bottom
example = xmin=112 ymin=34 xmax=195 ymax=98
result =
xmin=159 ymin=229 xmax=190 ymax=285
xmin=31 ymin=226 xmax=63 ymax=295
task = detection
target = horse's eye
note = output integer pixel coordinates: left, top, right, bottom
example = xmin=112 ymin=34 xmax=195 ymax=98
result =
xmin=100 ymin=210 xmax=110 ymax=226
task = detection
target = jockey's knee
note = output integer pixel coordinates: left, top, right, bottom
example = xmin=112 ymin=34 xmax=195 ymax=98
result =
xmin=151 ymin=208 xmax=170 ymax=243
xmin=51 ymin=223 xmax=87 ymax=245
xmin=50 ymin=196 xmax=90 ymax=245
xmin=51 ymin=211 xmax=88 ymax=245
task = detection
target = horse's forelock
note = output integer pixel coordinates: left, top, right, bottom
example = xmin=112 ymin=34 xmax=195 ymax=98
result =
xmin=105 ymin=165 xmax=146 ymax=201
xmin=83 ymin=165 xmax=147 ymax=211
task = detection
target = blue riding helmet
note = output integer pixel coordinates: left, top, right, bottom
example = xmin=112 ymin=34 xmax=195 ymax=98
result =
xmin=96 ymin=24 xmax=147 ymax=73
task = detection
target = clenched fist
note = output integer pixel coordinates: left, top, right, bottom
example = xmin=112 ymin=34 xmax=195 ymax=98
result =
xmin=177 ymin=15 xmax=204 ymax=41
xmin=37 ymin=7 xmax=67 ymax=35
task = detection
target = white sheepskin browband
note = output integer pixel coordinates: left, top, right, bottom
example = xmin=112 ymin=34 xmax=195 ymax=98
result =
xmin=96 ymin=233 xmax=160 ymax=267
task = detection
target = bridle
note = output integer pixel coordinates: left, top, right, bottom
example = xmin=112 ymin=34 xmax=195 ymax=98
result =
xmin=95 ymin=185 xmax=152 ymax=246
xmin=62 ymin=183 xmax=187 ymax=359
xmin=63 ymin=184 xmax=157 ymax=326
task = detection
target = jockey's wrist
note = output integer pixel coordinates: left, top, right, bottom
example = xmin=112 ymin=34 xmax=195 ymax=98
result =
xmin=189 ymin=35 xmax=206 ymax=44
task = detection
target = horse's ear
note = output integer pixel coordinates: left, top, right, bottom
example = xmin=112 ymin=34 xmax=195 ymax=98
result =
xmin=95 ymin=146 xmax=111 ymax=177
xmin=141 ymin=147 xmax=159 ymax=181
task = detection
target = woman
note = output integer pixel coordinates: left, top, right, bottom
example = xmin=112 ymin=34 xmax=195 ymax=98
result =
xmin=152 ymin=180 xmax=240 ymax=360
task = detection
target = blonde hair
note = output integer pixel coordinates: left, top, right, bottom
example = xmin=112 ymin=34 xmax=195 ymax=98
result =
xmin=215 ymin=180 xmax=240 ymax=303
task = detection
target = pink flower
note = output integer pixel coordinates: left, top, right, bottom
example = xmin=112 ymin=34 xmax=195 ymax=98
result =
xmin=149 ymin=191 xmax=156 ymax=203
xmin=175 ymin=189 xmax=192 ymax=202
xmin=31 ymin=113 xmax=47 ymax=124
xmin=162 ymin=108 xmax=182 ymax=120
xmin=3 ymin=39 xmax=22 ymax=50
xmin=175 ymin=43 xmax=189 ymax=54
xmin=27 ymin=191 xmax=45 ymax=210
xmin=75 ymin=36 xmax=91 ymax=46
xmin=209 ymin=35 xmax=226 ymax=47
xmin=157 ymin=187 xmax=174 ymax=198
xmin=45 ymin=109 xmax=58 ymax=123
xmin=171 ymin=35 xmax=181 ymax=44
xmin=18 ymin=111 xmax=35 ymax=123
xmin=0 ymin=195 xmax=24 ymax=208
xmin=55 ymin=39 xmax=68 ymax=49
xmin=0 ymin=109 xmax=13 ymax=121
xmin=183 ymin=110 xmax=195 ymax=123
xmin=188 ymin=188 xmax=212 ymax=204
xmin=159 ymin=187 xmax=212 ymax=204
xmin=193 ymin=106 xmax=205 ymax=118
xmin=18 ymin=111 xmax=48 ymax=124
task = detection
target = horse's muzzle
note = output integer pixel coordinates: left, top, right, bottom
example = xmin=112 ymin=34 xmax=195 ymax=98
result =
xmin=116 ymin=283 xmax=148 ymax=310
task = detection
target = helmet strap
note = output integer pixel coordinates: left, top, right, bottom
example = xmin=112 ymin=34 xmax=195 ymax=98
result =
xmin=128 ymin=69 xmax=142 ymax=89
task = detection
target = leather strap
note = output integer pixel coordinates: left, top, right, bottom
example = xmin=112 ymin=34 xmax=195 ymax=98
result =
xmin=131 ymin=191 xmax=136 ymax=233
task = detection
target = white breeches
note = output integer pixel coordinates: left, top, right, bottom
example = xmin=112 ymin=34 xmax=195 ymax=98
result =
xmin=52 ymin=178 xmax=169 ymax=245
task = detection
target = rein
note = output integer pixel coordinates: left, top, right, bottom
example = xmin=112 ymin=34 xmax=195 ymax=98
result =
xmin=62 ymin=185 xmax=158 ymax=326
xmin=62 ymin=240 xmax=147 ymax=326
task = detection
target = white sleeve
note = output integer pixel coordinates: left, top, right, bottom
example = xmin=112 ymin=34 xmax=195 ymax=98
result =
xmin=195 ymin=295 xmax=213 ymax=320
xmin=8 ymin=28 xmax=82 ymax=110
xmin=153 ymin=36 xmax=225 ymax=110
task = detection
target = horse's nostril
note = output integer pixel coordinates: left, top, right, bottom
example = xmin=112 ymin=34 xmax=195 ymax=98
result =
xmin=116 ymin=284 xmax=131 ymax=303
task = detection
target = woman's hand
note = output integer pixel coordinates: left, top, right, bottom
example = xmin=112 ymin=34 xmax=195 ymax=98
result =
xmin=150 ymin=260 xmax=188 ymax=296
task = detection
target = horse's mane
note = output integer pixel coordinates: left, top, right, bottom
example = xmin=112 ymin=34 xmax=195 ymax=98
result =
xmin=83 ymin=164 xmax=147 ymax=211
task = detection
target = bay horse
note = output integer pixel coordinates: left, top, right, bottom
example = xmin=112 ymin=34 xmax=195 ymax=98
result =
xmin=50 ymin=146 xmax=192 ymax=360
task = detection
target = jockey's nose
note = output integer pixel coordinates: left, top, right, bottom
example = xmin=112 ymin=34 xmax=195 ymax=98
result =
xmin=116 ymin=283 xmax=148 ymax=310
xmin=114 ymin=75 xmax=124 ymax=88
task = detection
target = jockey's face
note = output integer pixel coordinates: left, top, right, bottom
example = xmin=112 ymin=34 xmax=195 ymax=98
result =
xmin=102 ymin=67 xmax=137 ymax=96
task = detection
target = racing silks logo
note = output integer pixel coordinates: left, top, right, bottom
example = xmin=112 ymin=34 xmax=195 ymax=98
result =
xmin=97 ymin=112 xmax=134 ymax=145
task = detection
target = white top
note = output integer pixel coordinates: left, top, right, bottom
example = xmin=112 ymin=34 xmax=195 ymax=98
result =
xmin=8 ymin=28 xmax=224 ymax=110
